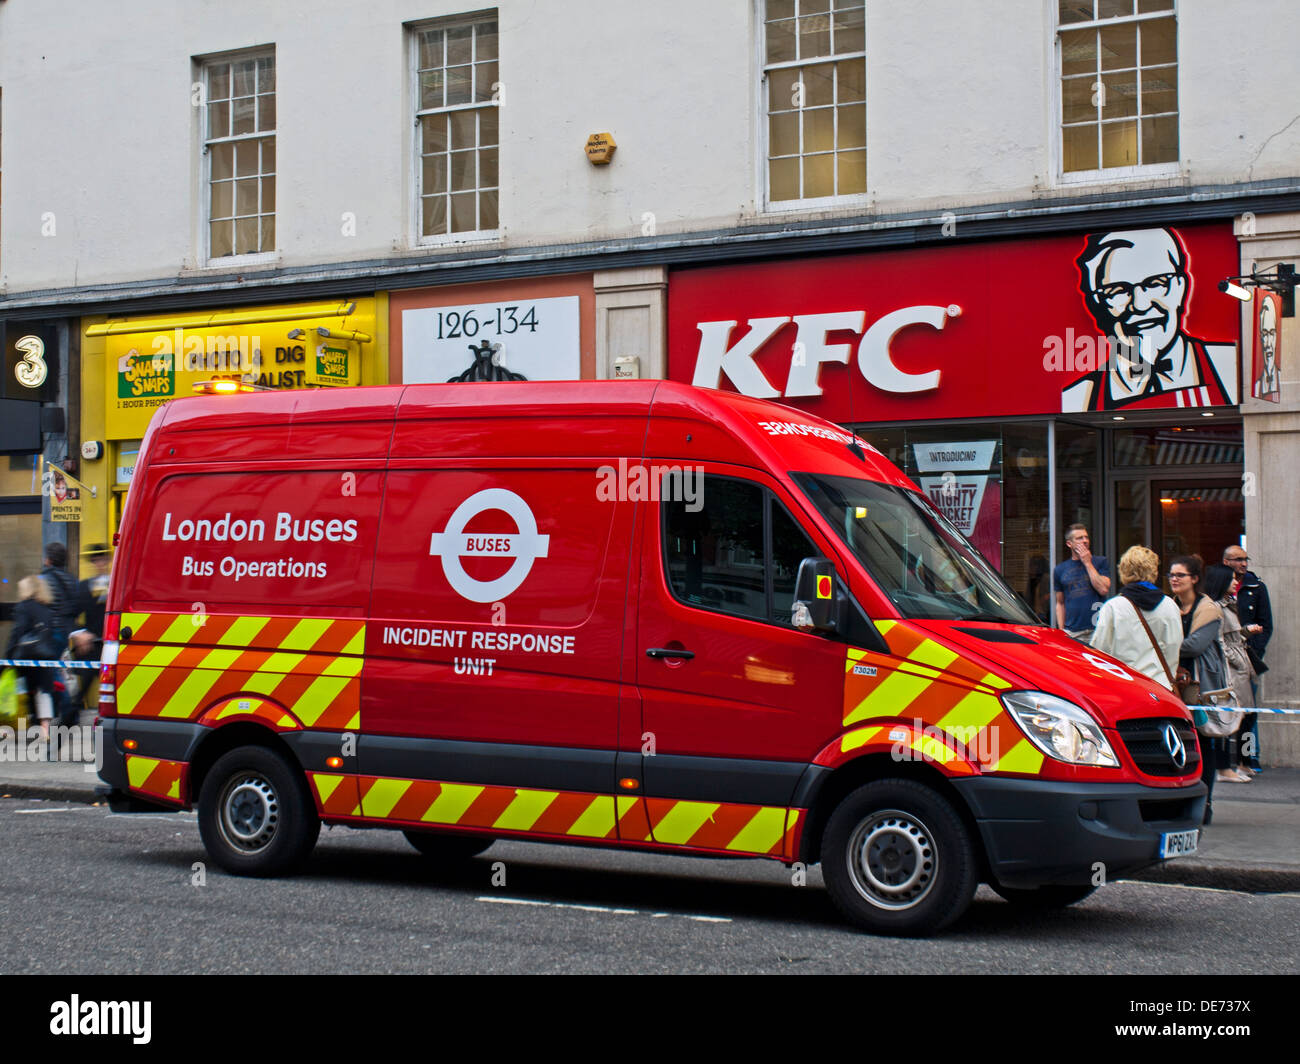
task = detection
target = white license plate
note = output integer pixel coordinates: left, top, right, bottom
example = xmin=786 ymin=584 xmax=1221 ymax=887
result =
xmin=1159 ymin=829 xmax=1199 ymax=859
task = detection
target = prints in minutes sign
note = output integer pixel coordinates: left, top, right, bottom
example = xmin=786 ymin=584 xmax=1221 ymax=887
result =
xmin=667 ymin=224 xmax=1240 ymax=422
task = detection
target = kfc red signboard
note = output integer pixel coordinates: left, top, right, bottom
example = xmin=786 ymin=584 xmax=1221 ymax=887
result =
xmin=667 ymin=224 xmax=1240 ymax=421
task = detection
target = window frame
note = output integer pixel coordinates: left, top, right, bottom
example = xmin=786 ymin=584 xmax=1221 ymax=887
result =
xmin=759 ymin=0 xmax=869 ymax=213
xmin=408 ymin=10 xmax=502 ymax=247
xmin=661 ymin=471 xmax=820 ymax=629
xmin=1053 ymin=0 xmax=1181 ymax=185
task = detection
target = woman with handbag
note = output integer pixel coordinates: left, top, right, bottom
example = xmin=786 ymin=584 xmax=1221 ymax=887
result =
xmin=4 ymin=575 xmax=59 ymax=745
xmin=1205 ymin=563 xmax=1255 ymax=783
xmin=1169 ymin=555 xmax=1235 ymax=824
xmin=1090 ymin=545 xmax=1182 ymax=687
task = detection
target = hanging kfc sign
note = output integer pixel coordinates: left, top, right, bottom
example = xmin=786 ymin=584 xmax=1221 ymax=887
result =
xmin=1251 ymin=288 xmax=1282 ymax=402
xmin=668 ymin=223 xmax=1240 ymax=422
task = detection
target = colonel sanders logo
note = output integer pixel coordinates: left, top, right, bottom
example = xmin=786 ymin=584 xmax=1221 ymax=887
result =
xmin=1061 ymin=227 xmax=1237 ymax=412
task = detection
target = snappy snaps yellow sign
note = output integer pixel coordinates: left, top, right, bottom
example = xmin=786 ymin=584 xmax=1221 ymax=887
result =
xmin=98 ymin=300 xmax=374 ymax=438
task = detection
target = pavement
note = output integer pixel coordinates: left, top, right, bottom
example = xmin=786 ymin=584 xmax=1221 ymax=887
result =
xmin=2 ymin=735 xmax=1298 ymax=893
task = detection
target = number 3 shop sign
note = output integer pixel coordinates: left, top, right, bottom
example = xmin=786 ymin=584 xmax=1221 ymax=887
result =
xmin=402 ymin=296 xmax=580 ymax=383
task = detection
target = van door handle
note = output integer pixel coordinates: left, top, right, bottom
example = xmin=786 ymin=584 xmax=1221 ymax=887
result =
xmin=646 ymin=647 xmax=695 ymax=660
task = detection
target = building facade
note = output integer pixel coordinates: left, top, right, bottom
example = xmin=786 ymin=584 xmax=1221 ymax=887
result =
xmin=1 ymin=1 xmax=1298 ymax=741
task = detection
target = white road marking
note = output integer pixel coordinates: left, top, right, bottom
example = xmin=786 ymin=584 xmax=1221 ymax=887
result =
xmin=15 ymin=807 xmax=81 ymax=814
xmin=476 ymin=896 xmax=731 ymax=922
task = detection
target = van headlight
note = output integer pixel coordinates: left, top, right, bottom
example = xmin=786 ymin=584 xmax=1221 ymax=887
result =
xmin=1001 ymin=691 xmax=1119 ymax=767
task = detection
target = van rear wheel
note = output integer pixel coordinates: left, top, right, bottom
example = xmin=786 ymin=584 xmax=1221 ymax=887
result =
xmin=198 ymin=746 xmax=320 ymax=877
xmin=403 ymin=830 xmax=494 ymax=860
xmin=821 ymin=779 xmax=976 ymax=937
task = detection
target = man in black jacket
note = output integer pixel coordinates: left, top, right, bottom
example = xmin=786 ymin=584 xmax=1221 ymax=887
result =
xmin=1224 ymin=546 xmax=1271 ymax=772
xmin=40 ymin=541 xmax=80 ymax=728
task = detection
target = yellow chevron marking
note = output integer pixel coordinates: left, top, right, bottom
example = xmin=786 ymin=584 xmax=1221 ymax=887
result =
xmin=292 ymin=674 xmax=352 ymax=727
xmin=220 ymin=616 xmax=271 ymax=650
xmin=566 ymin=795 xmax=616 ymax=838
xmin=279 ymin=714 xmax=299 ymax=728
xmin=341 ymin=628 xmax=366 ymax=656
xmin=321 ymin=655 xmax=365 ymax=678
xmin=652 ymin=800 xmax=720 ymax=844
xmin=845 ymin=647 xmax=868 ymax=672
xmin=166 ymin=778 xmax=180 ymax=799
xmin=157 ymin=614 xmax=201 ymax=647
xmin=122 ymin=612 xmax=151 ymax=634
xmin=280 ymin=618 xmax=334 ymax=653
xmin=137 ymin=642 xmax=186 ymax=669
xmin=158 ymin=663 xmax=231 ymax=719
xmin=362 ymin=778 xmax=412 ymax=819
xmin=215 ymin=699 xmax=264 ymax=720
xmin=241 ymin=673 xmax=282 ymax=696
xmin=421 ymin=783 xmax=484 ymax=824
xmin=990 ymin=739 xmax=1044 ymax=774
xmin=979 ymin=671 xmax=1013 ymax=690
xmin=116 ymin=665 xmax=167 ymax=714
xmin=912 ymin=732 xmax=957 ymax=764
xmin=259 ymin=651 xmax=307 ymax=675
xmin=198 ymin=647 xmax=248 ymax=672
xmin=725 ymin=807 xmax=787 ymax=853
xmin=909 ymin=639 xmax=959 ymax=671
xmin=493 ymin=790 xmax=559 ymax=832
xmin=313 ymin=774 xmax=343 ymax=803
xmin=844 ymin=668 xmax=935 ymax=726
xmin=615 ymin=795 xmax=641 ymax=821
xmin=343 ymin=711 xmax=359 ymax=730
xmin=875 ymin=619 xmax=897 ymax=637
xmin=840 ymin=725 xmax=884 ymax=753
xmin=126 ymin=756 xmax=160 ymax=789
xmin=937 ymin=690 xmax=1004 ymax=734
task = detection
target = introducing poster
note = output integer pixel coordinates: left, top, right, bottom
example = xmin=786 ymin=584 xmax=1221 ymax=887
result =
xmin=912 ymin=440 xmax=1001 ymax=569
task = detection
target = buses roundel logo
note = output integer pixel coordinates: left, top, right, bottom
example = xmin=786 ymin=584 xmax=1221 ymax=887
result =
xmin=428 ymin=489 xmax=550 ymax=603
xmin=816 ymin=575 xmax=833 ymax=599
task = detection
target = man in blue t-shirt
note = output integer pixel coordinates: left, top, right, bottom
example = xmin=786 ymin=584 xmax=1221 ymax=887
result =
xmin=1053 ymin=524 xmax=1111 ymax=641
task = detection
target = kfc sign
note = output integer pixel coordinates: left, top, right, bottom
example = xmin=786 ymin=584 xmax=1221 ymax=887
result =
xmin=692 ymin=304 xmax=960 ymax=398
xmin=667 ymin=224 xmax=1240 ymax=423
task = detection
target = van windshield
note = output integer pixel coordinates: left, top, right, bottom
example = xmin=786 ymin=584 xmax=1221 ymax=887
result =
xmin=792 ymin=472 xmax=1039 ymax=624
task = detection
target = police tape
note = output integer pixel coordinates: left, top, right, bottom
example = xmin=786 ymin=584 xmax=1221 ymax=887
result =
xmin=1187 ymin=705 xmax=1300 ymax=714
xmin=0 ymin=659 xmax=102 ymax=669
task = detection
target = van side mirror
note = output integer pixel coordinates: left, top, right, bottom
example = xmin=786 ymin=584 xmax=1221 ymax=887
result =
xmin=792 ymin=557 xmax=844 ymax=634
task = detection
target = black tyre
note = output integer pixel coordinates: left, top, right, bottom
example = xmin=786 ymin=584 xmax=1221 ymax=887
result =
xmin=197 ymin=746 xmax=320 ymax=877
xmin=990 ymin=883 xmax=1097 ymax=908
xmin=821 ymin=779 xmax=977 ymax=937
xmin=403 ymin=830 xmax=494 ymax=860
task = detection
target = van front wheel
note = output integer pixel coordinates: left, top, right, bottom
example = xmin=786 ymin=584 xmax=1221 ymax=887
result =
xmin=198 ymin=746 xmax=320 ymax=877
xmin=822 ymin=779 xmax=976 ymax=937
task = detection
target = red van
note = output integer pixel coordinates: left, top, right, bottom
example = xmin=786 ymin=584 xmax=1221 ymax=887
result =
xmin=96 ymin=381 xmax=1205 ymax=935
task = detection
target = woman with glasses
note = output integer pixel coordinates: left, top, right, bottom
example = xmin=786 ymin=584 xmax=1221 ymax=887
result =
xmin=1203 ymin=563 xmax=1254 ymax=784
xmin=1169 ymin=555 xmax=1228 ymax=824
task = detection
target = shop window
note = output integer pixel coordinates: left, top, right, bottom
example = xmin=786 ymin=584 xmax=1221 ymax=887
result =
xmin=202 ymin=50 xmax=276 ymax=260
xmin=763 ymin=0 xmax=866 ymax=207
xmin=1058 ymin=0 xmax=1178 ymax=176
xmin=412 ymin=13 xmax=500 ymax=241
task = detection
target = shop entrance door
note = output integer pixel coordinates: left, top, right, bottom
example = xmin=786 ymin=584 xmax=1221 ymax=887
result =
xmin=1153 ymin=479 xmax=1244 ymax=568
xmin=1112 ymin=476 xmax=1243 ymax=573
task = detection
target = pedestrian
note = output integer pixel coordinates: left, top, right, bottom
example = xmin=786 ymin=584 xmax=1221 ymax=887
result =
xmin=39 ymin=541 xmax=79 ymax=727
xmin=1205 ymin=563 xmax=1254 ymax=784
xmin=1054 ymin=524 xmax=1111 ymax=641
xmin=1168 ymin=555 xmax=1229 ymax=825
xmin=70 ymin=544 xmax=112 ymax=712
xmin=1223 ymin=545 xmax=1270 ymax=772
xmin=4 ymin=575 xmax=58 ymax=746
xmin=1090 ymin=545 xmax=1181 ymax=688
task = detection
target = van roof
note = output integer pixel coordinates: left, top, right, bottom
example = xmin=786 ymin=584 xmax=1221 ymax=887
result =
xmin=150 ymin=380 xmax=912 ymax=488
